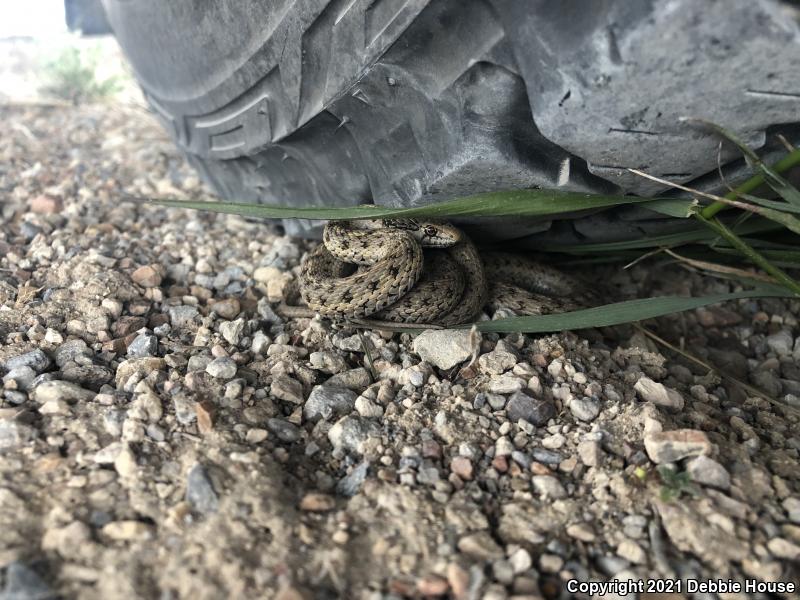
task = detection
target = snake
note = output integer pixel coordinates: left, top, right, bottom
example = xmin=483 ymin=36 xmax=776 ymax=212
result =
xmin=298 ymin=219 xmax=589 ymax=325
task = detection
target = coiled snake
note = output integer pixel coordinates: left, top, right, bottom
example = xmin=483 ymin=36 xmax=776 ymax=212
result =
xmin=296 ymin=219 xmax=589 ymax=326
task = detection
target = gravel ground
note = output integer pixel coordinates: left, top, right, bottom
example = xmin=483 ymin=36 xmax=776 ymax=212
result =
xmin=1 ymin=95 xmax=800 ymax=599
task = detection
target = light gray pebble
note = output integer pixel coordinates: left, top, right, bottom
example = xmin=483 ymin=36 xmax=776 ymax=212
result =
xmin=336 ymin=460 xmax=369 ymax=497
xmin=766 ymin=330 xmax=793 ymax=356
xmin=686 ymin=455 xmax=730 ymax=490
xmin=219 ymin=318 xmax=246 ymax=345
xmin=205 ymin=357 xmax=237 ymax=379
xmin=412 ymin=329 xmax=474 ymax=370
xmin=4 ymin=390 xmax=27 ymax=405
xmin=32 ymin=380 xmax=94 ymax=404
xmin=783 ymin=497 xmax=800 ymax=523
xmin=532 ymin=475 xmax=567 ymax=499
xmin=127 ymin=333 xmax=158 ymax=358
xmin=186 ymin=464 xmax=219 ymax=514
xmin=577 ymin=440 xmax=603 ymax=467
xmin=168 ymin=305 xmax=199 ymax=328
xmin=304 ymin=385 xmax=357 ymax=421
xmin=459 ymin=442 xmax=481 ymax=460
xmin=3 ymin=366 xmax=37 ymax=391
xmin=488 ymin=375 xmax=525 ymax=394
xmin=309 ymin=351 xmax=347 ymax=374
xmin=250 ymin=330 xmax=271 ymax=355
xmin=1 ymin=562 xmax=55 ymax=600
xmin=569 ymin=396 xmax=600 ymax=421
xmin=2 ymin=349 xmax=51 ymax=374
xmin=0 ymin=420 xmax=37 ymax=451
xmin=328 ymin=415 xmax=380 ymax=454
xmin=634 ymin=377 xmax=684 ymax=410
xmin=270 ymin=375 xmax=304 ymax=404
xmin=486 ymin=393 xmax=507 ymax=410
xmin=172 ymin=394 xmax=197 ymax=425
xmin=267 ymin=418 xmax=301 ymax=443
xmin=326 ymin=367 xmax=372 ymax=390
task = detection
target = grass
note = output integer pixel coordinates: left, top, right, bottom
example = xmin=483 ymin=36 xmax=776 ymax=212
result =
xmin=40 ymin=44 xmax=120 ymax=105
xmin=136 ymin=125 xmax=800 ymax=335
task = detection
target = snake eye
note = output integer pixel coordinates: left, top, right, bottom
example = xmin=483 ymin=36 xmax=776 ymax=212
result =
xmin=424 ymin=225 xmax=438 ymax=237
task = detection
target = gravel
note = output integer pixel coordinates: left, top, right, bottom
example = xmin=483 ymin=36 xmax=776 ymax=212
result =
xmin=1 ymin=65 xmax=799 ymax=598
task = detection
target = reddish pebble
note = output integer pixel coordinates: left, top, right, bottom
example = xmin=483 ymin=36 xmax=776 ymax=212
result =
xmin=299 ymin=492 xmax=336 ymax=512
xmin=421 ymin=439 xmax=442 ymax=459
xmin=417 ymin=574 xmax=449 ymax=597
xmin=447 ymin=563 xmax=470 ymax=600
xmin=492 ymin=455 xmax=508 ymax=473
xmin=29 ymin=195 xmax=62 ymax=214
xmin=450 ymin=456 xmax=474 ymax=480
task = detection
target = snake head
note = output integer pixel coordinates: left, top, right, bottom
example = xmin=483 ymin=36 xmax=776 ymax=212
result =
xmin=419 ymin=222 xmax=463 ymax=247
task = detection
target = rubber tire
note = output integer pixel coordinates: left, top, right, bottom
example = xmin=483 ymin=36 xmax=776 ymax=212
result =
xmin=102 ymin=0 xmax=800 ymax=242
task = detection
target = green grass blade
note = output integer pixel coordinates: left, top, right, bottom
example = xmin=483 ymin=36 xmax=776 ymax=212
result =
xmin=638 ymin=198 xmax=698 ymax=218
xmin=687 ymin=120 xmax=800 ymax=208
xmin=133 ymin=187 xmax=657 ymax=220
xmin=461 ymin=287 xmax=794 ymax=333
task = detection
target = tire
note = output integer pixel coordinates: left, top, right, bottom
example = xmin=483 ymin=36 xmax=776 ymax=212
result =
xmin=103 ymin=0 xmax=800 ymax=242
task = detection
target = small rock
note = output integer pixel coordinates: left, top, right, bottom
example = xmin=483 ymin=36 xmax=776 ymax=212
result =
xmin=3 ymin=366 xmax=37 ymax=391
xmin=304 ymin=386 xmax=357 ymax=421
xmin=205 ymin=357 xmax=237 ymax=379
xmin=271 ymin=375 xmax=304 ymax=404
xmin=29 ymin=194 xmax=62 ymax=214
xmin=186 ymin=464 xmax=219 ymax=514
xmin=168 ymin=305 xmax=199 ymax=327
xmin=634 ymin=377 xmax=684 ymax=410
xmin=251 ymin=331 xmax=271 ymax=355
xmin=447 ymin=563 xmax=469 ymax=599
xmin=1 ymin=562 xmax=54 ymax=600
xmin=267 ymin=418 xmax=302 ymax=443
xmin=336 ymin=461 xmax=369 ymax=497
xmin=686 ymin=455 xmax=730 ymax=490
xmin=328 ymin=415 xmax=380 ymax=455
xmin=102 ymin=520 xmax=154 ymax=541
xmin=412 ymin=330 xmax=474 ymax=370
xmin=508 ymin=548 xmax=532 ymax=574
xmin=450 ymin=456 xmax=474 ymax=480
xmin=114 ymin=444 xmax=138 ymax=478
xmin=327 ymin=367 xmax=372 ymax=390
xmin=131 ymin=265 xmax=162 ymax=288
xmin=417 ymin=575 xmax=449 ymax=597
xmin=767 ymin=538 xmax=800 ymax=560
xmin=309 ymin=351 xmax=347 ymax=374
xmin=2 ymin=348 xmax=51 ymax=373
xmin=354 ymin=396 xmax=383 ymax=418
xmin=457 ymin=531 xmax=503 ymax=560
xmin=783 ymin=497 xmax=800 ymax=523
xmin=219 ymin=318 xmax=246 ymax=345
xmin=506 ymin=392 xmax=554 ymax=426
xmin=617 ymin=539 xmax=647 ymax=564
xmin=566 ymin=522 xmax=596 ymax=542
xmin=766 ymin=330 xmax=793 ymax=356
xmin=478 ymin=349 xmax=517 ymax=375
xmin=0 ymin=420 xmax=36 ymax=451
xmin=127 ymin=333 xmax=158 ymax=358
xmin=211 ymin=298 xmax=241 ymax=319
xmin=38 ymin=398 xmax=70 ymax=415
xmin=299 ymin=492 xmax=336 ymax=512
xmin=488 ymin=374 xmax=524 ymax=394
xmin=577 ymin=440 xmax=603 ymax=467
xmin=32 ymin=380 xmax=94 ymax=404
xmin=495 ymin=436 xmax=514 ymax=457
xmin=644 ymin=429 xmax=712 ymax=464
xmin=532 ymin=475 xmax=567 ymax=499
xmin=115 ymin=357 xmax=165 ymax=388
xmin=569 ymin=396 xmax=600 ymax=421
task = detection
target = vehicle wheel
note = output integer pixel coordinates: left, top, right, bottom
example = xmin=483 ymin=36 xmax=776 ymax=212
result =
xmin=103 ymin=0 xmax=800 ymax=242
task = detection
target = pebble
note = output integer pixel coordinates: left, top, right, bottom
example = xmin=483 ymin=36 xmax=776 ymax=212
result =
xmin=102 ymin=520 xmax=154 ymax=541
xmin=29 ymin=193 xmax=62 ymax=214
xmin=271 ymin=375 xmax=304 ymax=404
xmin=532 ymin=475 xmax=567 ymax=499
xmin=32 ymin=380 xmax=94 ymax=404
xmin=309 ymin=351 xmax=347 ymax=374
xmin=766 ymin=330 xmax=793 ymax=356
xmin=299 ymin=492 xmax=336 ymax=512
xmin=1 ymin=348 xmax=51 ymax=373
xmin=446 ymin=563 xmax=469 ymax=598
xmin=354 ymin=396 xmax=383 ymax=418
xmin=0 ymin=420 xmax=37 ymax=450
xmin=505 ymin=392 xmax=554 ymax=426
xmin=417 ymin=575 xmax=449 ymax=597
xmin=131 ymin=265 xmax=162 ymax=288
xmin=304 ymin=385 xmax=357 ymax=421
xmin=450 ymin=456 xmax=474 ymax=480
xmin=328 ymin=415 xmax=380 ymax=455
xmin=568 ymin=396 xmax=600 ymax=422
xmin=566 ymin=522 xmax=596 ymax=542
xmin=488 ymin=375 xmax=525 ymax=394
xmin=267 ymin=418 xmax=302 ymax=443
xmin=1 ymin=562 xmax=54 ymax=600
xmin=168 ymin=305 xmax=199 ymax=327
xmin=783 ymin=497 xmax=800 ymax=523
xmin=219 ymin=318 xmax=246 ymax=345
xmin=205 ymin=357 xmax=237 ymax=379
xmin=412 ymin=329 xmax=474 ymax=370
xmin=211 ymin=298 xmax=241 ymax=319
xmin=185 ymin=464 xmax=219 ymax=514
xmin=478 ymin=349 xmax=517 ymax=375
xmin=3 ymin=365 xmax=37 ymax=391
xmin=336 ymin=460 xmax=369 ymax=496
xmin=616 ymin=539 xmax=647 ymax=564
xmin=686 ymin=455 xmax=731 ymax=489
xmin=326 ymin=367 xmax=372 ymax=390
xmin=644 ymin=429 xmax=712 ymax=463
xmin=127 ymin=333 xmax=158 ymax=357
xmin=457 ymin=531 xmax=503 ymax=560
xmin=634 ymin=376 xmax=684 ymax=410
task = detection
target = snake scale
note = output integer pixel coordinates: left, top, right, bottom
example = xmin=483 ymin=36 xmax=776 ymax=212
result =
xmin=298 ymin=219 xmax=589 ymax=325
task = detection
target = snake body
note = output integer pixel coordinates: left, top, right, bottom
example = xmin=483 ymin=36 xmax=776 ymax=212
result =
xmin=299 ymin=219 xmax=586 ymax=325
